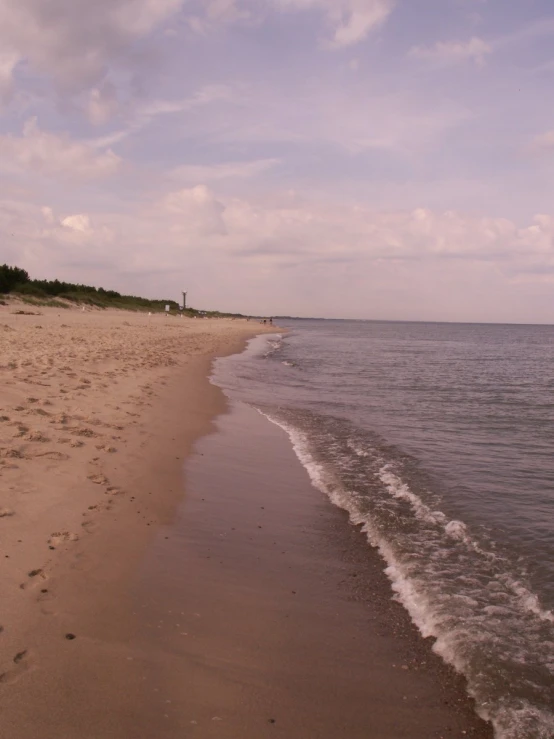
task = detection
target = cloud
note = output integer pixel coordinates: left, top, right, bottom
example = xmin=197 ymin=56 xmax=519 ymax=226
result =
xmin=136 ymin=84 xmax=232 ymax=124
xmin=170 ymin=158 xmax=280 ymax=182
xmin=217 ymin=202 xmax=527 ymax=266
xmin=187 ymin=0 xmax=253 ymax=32
xmin=0 ymin=0 xmax=394 ymax=107
xmin=0 ymin=50 xmax=19 ymax=100
xmin=272 ymin=0 xmax=395 ymax=47
xmin=187 ymin=0 xmax=395 ymax=47
xmin=93 ymin=84 xmax=233 ymax=147
xmin=2 ymin=1 xmax=554 ymax=322
xmin=0 ymin=0 xmax=185 ymax=95
xmin=496 ymin=16 xmax=554 ymax=52
xmin=198 ymin=80 xmax=469 ymax=156
xmin=410 ymin=36 xmax=492 ymax=66
xmin=0 ymin=118 xmax=122 ymax=180
xmin=531 ymin=129 xmax=554 ymax=153
xmin=42 ymin=191 xmax=554 ymax=271
xmin=7 ymin=185 xmax=554 ymax=320
xmin=163 ymin=185 xmax=227 ymax=235
xmin=61 ymin=214 xmax=92 ymax=233
xmin=86 ymin=82 xmax=120 ymax=126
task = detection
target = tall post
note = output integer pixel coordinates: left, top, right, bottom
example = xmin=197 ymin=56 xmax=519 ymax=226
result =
xmin=182 ymin=291 xmax=187 ymax=310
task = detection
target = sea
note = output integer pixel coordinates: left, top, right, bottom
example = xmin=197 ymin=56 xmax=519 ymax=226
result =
xmin=212 ymin=319 xmax=554 ymax=739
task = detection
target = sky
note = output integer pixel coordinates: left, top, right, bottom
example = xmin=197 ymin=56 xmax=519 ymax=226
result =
xmin=2 ymin=0 xmax=554 ymax=321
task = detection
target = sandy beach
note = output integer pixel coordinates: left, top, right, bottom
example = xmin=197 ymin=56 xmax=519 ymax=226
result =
xmin=0 ymin=302 xmax=270 ymax=733
xmin=0 ymin=301 xmax=492 ymax=738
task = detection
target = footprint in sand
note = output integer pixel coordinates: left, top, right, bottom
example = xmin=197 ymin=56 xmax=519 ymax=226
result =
xmin=28 ymin=408 xmax=50 ymax=418
xmin=0 ymin=508 xmax=15 ymax=518
xmin=1 ymin=448 xmax=25 ymax=460
xmin=72 ymin=428 xmax=97 ymax=438
xmin=48 ymin=531 xmax=79 ymax=548
xmin=25 ymin=431 xmax=50 ymax=443
xmin=95 ymin=445 xmax=117 ymax=453
xmin=0 ymin=650 xmax=33 ymax=685
xmin=27 ymin=568 xmax=44 ymax=578
xmin=0 ymin=462 xmax=19 ymax=471
xmin=19 ymin=568 xmax=49 ymax=592
xmin=105 ymin=486 xmax=124 ymax=496
xmin=88 ymin=473 xmax=108 ymax=486
xmin=36 ymin=581 xmax=54 ymax=606
xmin=34 ymin=451 xmax=70 ymax=461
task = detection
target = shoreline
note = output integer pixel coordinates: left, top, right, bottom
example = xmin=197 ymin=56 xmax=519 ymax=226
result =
xmin=0 ymin=306 xmax=272 ymax=737
xmin=1 ymin=306 xmax=492 ymax=737
xmin=131 ymin=399 xmax=494 ymax=737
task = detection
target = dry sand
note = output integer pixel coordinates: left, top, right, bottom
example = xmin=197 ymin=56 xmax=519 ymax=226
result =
xmin=0 ymin=301 xmax=269 ymax=731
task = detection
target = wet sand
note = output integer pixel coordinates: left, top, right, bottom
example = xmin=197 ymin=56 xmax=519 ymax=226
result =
xmin=131 ymin=402 xmax=493 ymax=738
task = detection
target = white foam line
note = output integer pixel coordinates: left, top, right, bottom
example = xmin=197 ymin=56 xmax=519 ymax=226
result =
xmin=256 ymin=408 xmax=554 ymax=739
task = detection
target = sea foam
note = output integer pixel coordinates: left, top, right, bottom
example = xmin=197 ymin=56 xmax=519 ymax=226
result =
xmin=258 ymin=409 xmax=554 ymax=739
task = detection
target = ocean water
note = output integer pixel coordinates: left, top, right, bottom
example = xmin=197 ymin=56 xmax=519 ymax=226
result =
xmin=212 ymin=320 xmax=554 ymax=739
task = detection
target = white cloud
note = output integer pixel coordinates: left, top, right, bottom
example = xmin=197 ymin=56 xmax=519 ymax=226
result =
xmin=61 ymin=214 xmax=92 ymax=233
xmin=0 ymin=118 xmax=122 ymax=180
xmin=1 ymin=1 xmax=553 ymax=322
xmin=41 ymin=206 xmax=56 ymax=225
xmin=272 ymin=0 xmax=395 ymax=47
xmin=163 ymin=185 xmax=227 ymax=235
xmin=22 ymin=191 xmax=554 ymax=270
xmin=0 ymin=0 xmax=185 ymax=96
xmin=215 ymin=201 xmax=527 ymax=265
xmin=7 ymin=188 xmax=554 ymax=320
xmin=410 ymin=36 xmax=492 ymax=66
xmin=187 ymin=0 xmax=395 ymax=47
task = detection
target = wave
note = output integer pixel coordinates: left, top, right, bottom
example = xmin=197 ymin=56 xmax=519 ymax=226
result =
xmin=263 ymin=335 xmax=284 ymax=359
xmin=258 ymin=408 xmax=554 ymax=739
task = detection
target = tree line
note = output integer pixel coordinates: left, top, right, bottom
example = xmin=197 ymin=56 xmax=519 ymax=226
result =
xmin=0 ymin=263 xmax=179 ymax=311
xmin=0 ymin=264 xmax=247 ymax=318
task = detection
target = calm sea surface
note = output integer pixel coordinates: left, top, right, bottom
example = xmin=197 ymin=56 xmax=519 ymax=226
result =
xmin=213 ymin=320 xmax=554 ymax=739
